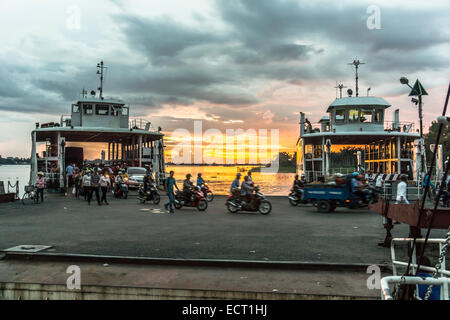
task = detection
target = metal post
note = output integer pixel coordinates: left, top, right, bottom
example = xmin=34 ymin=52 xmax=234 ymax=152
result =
xmin=30 ymin=131 xmax=38 ymax=185
xmin=138 ymin=135 xmax=143 ymax=167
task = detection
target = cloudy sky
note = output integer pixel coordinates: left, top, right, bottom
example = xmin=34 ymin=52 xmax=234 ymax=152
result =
xmin=0 ymin=0 xmax=449 ymax=159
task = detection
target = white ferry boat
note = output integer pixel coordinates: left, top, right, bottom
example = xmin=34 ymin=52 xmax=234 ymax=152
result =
xmin=296 ymin=60 xmax=423 ymax=182
xmin=29 ymin=61 xmax=166 ymax=189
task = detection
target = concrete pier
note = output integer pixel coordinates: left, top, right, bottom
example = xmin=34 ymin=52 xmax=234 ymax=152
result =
xmin=0 ymin=194 xmax=446 ymax=299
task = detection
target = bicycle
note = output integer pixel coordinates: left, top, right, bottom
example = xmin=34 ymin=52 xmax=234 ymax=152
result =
xmin=22 ymin=185 xmax=39 ymax=205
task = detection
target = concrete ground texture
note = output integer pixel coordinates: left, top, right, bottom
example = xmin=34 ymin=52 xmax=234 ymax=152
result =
xmin=0 ymin=193 xmax=446 ymax=299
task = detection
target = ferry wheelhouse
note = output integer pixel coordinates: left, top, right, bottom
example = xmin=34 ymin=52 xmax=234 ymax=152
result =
xmin=296 ymin=62 xmax=422 ymax=182
xmin=29 ymin=61 xmax=166 ymax=188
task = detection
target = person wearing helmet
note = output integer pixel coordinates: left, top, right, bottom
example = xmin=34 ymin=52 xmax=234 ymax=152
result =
xmin=197 ymin=173 xmax=205 ymax=187
xmin=240 ymin=175 xmax=254 ymax=205
xmin=121 ymin=169 xmax=129 ymax=182
xmin=293 ymin=174 xmax=306 ymax=189
xmin=36 ymin=171 xmax=45 ymax=203
xmin=230 ymin=172 xmax=241 ymax=194
xmin=183 ymin=173 xmax=194 ymax=201
xmin=143 ymin=168 xmax=154 ymax=192
xmin=353 ymin=172 xmax=369 ymax=202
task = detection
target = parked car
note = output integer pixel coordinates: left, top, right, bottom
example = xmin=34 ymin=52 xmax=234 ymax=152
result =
xmin=126 ymin=167 xmax=147 ymax=189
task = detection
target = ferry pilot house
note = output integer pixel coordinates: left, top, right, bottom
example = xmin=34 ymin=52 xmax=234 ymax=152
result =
xmin=297 ymin=96 xmax=420 ymax=181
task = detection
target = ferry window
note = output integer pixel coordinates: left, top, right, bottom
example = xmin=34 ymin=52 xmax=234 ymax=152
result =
xmin=348 ymin=109 xmax=359 ymax=122
xmin=83 ymin=104 xmax=93 ymax=115
xmin=374 ymin=109 xmax=383 ymax=123
xmin=361 ymin=109 xmax=373 ymax=122
xmin=72 ymin=104 xmax=79 ymax=113
xmin=335 ymin=109 xmax=345 ymax=123
xmin=112 ymin=105 xmax=122 ymax=116
xmin=122 ymin=107 xmax=129 ymax=116
xmin=96 ymin=105 xmax=109 ymax=116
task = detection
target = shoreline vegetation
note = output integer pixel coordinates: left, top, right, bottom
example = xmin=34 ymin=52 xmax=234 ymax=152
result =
xmin=0 ymin=157 xmax=30 ymax=165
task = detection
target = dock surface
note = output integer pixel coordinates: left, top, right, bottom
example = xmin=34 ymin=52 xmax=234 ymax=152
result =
xmin=0 ymin=194 xmax=445 ymax=263
xmin=1 ymin=194 xmax=446 ymax=300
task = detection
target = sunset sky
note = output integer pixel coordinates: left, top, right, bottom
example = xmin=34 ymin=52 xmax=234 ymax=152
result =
xmin=0 ymin=0 xmax=449 ymax=161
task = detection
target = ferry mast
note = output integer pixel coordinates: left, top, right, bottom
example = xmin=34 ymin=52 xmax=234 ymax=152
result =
xmin=348 ymin=59 xmax=365 ymax=97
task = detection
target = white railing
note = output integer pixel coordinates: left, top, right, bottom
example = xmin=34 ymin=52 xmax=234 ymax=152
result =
xmin=129 ymin=118 xmax=152 ymax=130
xmin=381 ymin=276 xmax=449 ymax=300
xmin=388 ymin=238 xmax=449 ymax=300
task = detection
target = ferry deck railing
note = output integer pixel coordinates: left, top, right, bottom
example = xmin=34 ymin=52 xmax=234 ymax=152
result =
xmin=388 ymin=238 xmax=449 ymax=300
xmin=129 ymin=118 xmax=152 ymax=131
xmin=302 ymin=121 xmax=416 ymax=134
xmin=381 ymin=276 xmax=449 ymax=300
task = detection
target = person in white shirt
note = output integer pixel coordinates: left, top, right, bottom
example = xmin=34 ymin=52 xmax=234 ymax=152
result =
xmin=82 ymin=170 xmax=92 ymax=202
xmin=396 ymin=175 xmax=409 ymax=204
xmin=99 ymin=170 xmax=111 ymax=205
xmin=375 ymin=174 xmax=383 ymax=193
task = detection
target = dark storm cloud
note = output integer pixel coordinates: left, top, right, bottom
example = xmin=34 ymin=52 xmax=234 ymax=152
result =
xmin=216 ymin=0 xmax=450 ymax=52
xmin=1 ymin=0 xmax=449 ymax=123
xmin=118 ymin=15 xmax=221 ymax=63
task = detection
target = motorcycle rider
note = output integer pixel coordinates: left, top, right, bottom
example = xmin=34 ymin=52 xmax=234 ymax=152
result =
xmin=240 ymin=175 xmax=254 ymax=207
xmin=197 ymin=173 xmax=205 ymax=187
xmin=247 ymin=171 xmax=254 ymax=186
xmin=143 ymin=168 xmax=154 ymax=193
xmin=183 ymin=173 xmax=195 ymax=201
xmin=354 ymin=173 xmax=369 ymax=202
xmin=293 ymin=174 xmax=306 ymax=189
xmin=230 ymin=173 xmax=241 ymax=194
xmin=292 ymin=174 xmax=305 ymax=200
xmin=115 ymin=171 xmax=124 ymax=194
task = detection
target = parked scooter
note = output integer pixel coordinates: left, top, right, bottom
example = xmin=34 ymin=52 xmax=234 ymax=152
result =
xmin=174 ymin=186 xmax=208 ymax=211
xmin=138 ymin=184 xmax=160 ymax=205
xmin=113 ymin=182 xmax=128 ymax=199
xmin=226 ymin=186 xmax=272 ymax=215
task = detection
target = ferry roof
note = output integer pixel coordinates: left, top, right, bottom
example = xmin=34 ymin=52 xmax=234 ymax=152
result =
xmin=327 ymin=96 xmax=391 ymax=112
xmin=33 ymin=126 xmax=163 ymax=143
xmin=76 ymin=97 xmax=125 ymax=105
xmin=300 ymin=131 xmax=420 ymax=144
xmin=318 ymin=116 xmax=330 ymax=123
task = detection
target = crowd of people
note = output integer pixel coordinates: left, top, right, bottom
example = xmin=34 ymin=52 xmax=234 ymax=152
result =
xmin=32 ymin=162 xmax=450 ymax=208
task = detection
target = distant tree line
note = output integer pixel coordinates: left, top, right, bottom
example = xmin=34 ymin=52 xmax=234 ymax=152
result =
xmin=0 ymin=156 xmax=30 ymax=165
xmin=330 ymin=147 xmax=363 ymax=169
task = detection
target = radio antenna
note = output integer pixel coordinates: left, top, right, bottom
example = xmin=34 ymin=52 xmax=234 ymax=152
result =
xmin=334 ymin=82 xmax=347 ymax=99
xmin=96 ymin=60 xmax=107 ymax=100
xmin=348 ymin=59 xmax=365 ymax=97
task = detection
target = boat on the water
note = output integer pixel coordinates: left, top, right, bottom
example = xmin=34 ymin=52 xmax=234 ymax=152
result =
xmin=296 ymin=60 xmax=427 ymax=184
xmin=28 ymin=61 xmax=166 ymax=190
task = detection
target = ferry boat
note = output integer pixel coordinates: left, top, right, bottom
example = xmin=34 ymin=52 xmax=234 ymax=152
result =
xmin=29 ymin=61 xmax=166 ymax=189
xmin=296 ymin=60 xmax=424 ymax=183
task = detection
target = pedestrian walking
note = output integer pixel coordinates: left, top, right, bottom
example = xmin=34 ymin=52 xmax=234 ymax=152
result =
xmin=396 ymin=175 xmax=409 ymax=204
xmin=164 ymin=171 xmax=179 ymax=213
xmin=100 ymin=170 xmax=111 ymax=205
xmin=36 ymin=171 xmax=45 ymax=203
xmin=91 ymin=168 xmax=101 ymax=205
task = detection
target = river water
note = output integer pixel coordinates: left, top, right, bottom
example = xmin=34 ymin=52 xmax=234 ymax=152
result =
xmin=0 ymin=165 xmax=295 ymax=197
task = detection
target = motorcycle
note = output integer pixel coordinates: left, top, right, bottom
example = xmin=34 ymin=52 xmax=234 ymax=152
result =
xmin=112 ymin=182 xmax=128 ymax=199
xmin=226 ymin=186 xmax=272 ymax=215
xmin=138 ymin=184 xmax=161 ymax=205
xmin=174 ymin=186 xmax=208 ymax=211
xmin=288 ymin=187 xmax=307 ymax=206
xmin=200 ymin=183 xmax=214 ymax=202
